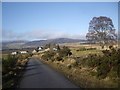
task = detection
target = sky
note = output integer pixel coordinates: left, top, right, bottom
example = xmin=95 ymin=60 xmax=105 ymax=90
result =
xmin=2 ymin=0 xmax=120 ymax=2
xmin=2 ymin=2 xmax=118 ymax=41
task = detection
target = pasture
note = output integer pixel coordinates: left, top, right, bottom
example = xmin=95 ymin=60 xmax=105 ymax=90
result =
xmin=60 ymin=43 xmax=104 ymax=57
xmin=71 ymin=49 xmax=103 ymax=57
xmin=60 ymin=42 xmax=119 ymax=58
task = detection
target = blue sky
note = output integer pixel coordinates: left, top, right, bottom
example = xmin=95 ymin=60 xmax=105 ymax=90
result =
xmin=2 ymin=2 xmax=118 ymax=41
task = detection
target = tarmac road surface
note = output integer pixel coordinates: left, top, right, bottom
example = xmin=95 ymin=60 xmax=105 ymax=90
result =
xmin=19 ymin=58 xmax=79 ymax=88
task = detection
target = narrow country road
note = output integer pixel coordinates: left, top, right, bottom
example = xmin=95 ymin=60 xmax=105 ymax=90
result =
xmin=18 ymin=58 xmax=79 ymax=88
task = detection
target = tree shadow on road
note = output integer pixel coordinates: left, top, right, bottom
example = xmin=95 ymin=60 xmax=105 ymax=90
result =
xmin=22 ymin=72 xmax=42 ymax=78
xmin=25 ymin=67 xmax=37 ymax=71
xmin=26 ymin=64 xmax=42 ymax=67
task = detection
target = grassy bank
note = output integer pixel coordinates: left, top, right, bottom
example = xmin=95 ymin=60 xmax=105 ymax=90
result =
xmin=38 ymin=58 xmax=118 ymax=88
xmin=2 ymin=54 xmax=30 ymax=88
xmin=34 ymin=45 xmax=119 ymax=88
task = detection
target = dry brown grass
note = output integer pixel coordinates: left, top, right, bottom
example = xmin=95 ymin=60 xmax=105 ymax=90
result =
xmin=34 ymin=43 xmax=118 ymax=88
xmin=38 ymin=58 xmax=118 ymax=88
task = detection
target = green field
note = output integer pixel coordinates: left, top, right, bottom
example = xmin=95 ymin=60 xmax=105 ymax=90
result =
xmin=71 ymin=48 xmax=103 ymax=57
xmin=0 ymin=54 xmax=8 ymax=59
xmin=60 ymin=42 xmax=118 ymax=57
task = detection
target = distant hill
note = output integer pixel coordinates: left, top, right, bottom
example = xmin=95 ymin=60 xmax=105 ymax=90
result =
xmin=23 ymin=38 xmax=85 ymax=47
xmin=2 ymin=40 xmax=28 ymax=50
xmin=2 ymin=38 xmax=86 ymax=50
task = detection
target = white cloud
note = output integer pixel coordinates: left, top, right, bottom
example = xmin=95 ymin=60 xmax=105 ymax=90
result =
xmin=2 ymin=29 xmax=86 ymax=41
xmin=27 ymin=29 xmax=86 ymax=40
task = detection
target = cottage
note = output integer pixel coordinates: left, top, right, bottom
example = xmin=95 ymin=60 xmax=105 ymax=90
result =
xmin=38 ymin=47 xmax=43 ymax=51
xmin=11 ymin=52 xmax=17 ymax=55
xmin=20 ymin=51 xmax=28 ymax=54
xmin=32 ymin=49 xmax=37 ymax=53
xmin=53 ymin=48 xmax=57 ymax=51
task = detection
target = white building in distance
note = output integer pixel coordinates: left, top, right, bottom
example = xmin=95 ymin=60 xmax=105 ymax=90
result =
xmin=20 ymin=51 xmax=28 ymax=54
xmin=11 ymin=52 xmax=17 ymax=55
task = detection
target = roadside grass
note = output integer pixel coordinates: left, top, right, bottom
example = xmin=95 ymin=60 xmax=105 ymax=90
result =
xmin=40 ymin=59 xmax=118 ymax=88
xmin=36 ymin=43 xmax=119 ymax=88
xmin=32 ymin=43 xmax=119 ymax=88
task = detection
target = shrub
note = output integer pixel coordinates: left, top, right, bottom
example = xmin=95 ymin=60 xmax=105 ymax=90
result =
xmin=96 ymin=48 xmax=120 ymax=79
xmin=90 ymin=71 xmax=97 ymax=76
xmin=2 ymin=54 xmax=19 ymax=88
xmin=79 ymin=47 xmax=86 ymax=51
xmin=71 ymin=60 xmax=78 ymax=67
xmin=102 ymin=50 xmax=111 ymax=56
xmin=86 ymin=48 xmax=96 ymax=50
xmin=17 ymin=53 xmax=30 ymax=60
xmin=2 ymin=53 xmax=29 ymax=88
xmin=108 ymin=70 xmax=118 ymax=79
xmin=77 ymin=47 xmax=96 ymax=51
xmin=55 ymin=56 xmax=63 ymax=61
xmin=79 ymin=47 xmax=120 ymax=79
xmin=97 ymin=61 xmax=110 ymax=79
xmin=58 ymin=46 xmax=72 ymax=57
xmin=118 ymin=64 xmax=120 ymax=78
xmin=41 ymin=51 xmax=55 ymax=61
xmin=2 ymin=55 xmax=18 ymax=74
xmin=80 ymin=54 xmax=100 ymax=68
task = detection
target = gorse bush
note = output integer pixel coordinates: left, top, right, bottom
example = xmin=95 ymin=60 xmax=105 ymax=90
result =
xmin=86 ymin=48 xmax=96 ymax=50
xmin=2 ymin=55 xmax=18 ymax=74
xmin=97 ymin=58 xmax=111 ymax=79
xmin=41 ymin=46 xmax=72 ymax=61
xmin=100 ymin=47 xmax=120 ymax=78
xmin=58 ymin=46 xmax=72 ymax=57
xmin=2 ymin=54 xmax=18 ymax=88
xmin=97 ymin=48 xmax=120 ymax=79
xmin=86 ymin=54 xmax=99 ymax=67
xmin=2 ymin=53 xmax=29 ymax=88
xmin=80 ymin=46 xmax=120 ymax=79
xmin=80 ymin=54 xmax=100 ymax=68
xmin=55 ymin=56 xmax=63 ymax=61
xmin=41 ymin=51 xmax=55 ymax=61
xmin=17 ymin=53 xmax=30 ymax=60
xmin=77 ymin=47 xmax=86 ymax=51
xmin=76 ymin=47 xmax=96 ymax=51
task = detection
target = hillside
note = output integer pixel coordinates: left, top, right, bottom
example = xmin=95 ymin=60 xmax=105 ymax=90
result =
xmin=23 ymin=38 xmax=85 ymax=47
xmin=2 ymin=38 xmax=86 ymax=49
xmin=2 ymin=40 xmax=28 ymax=50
